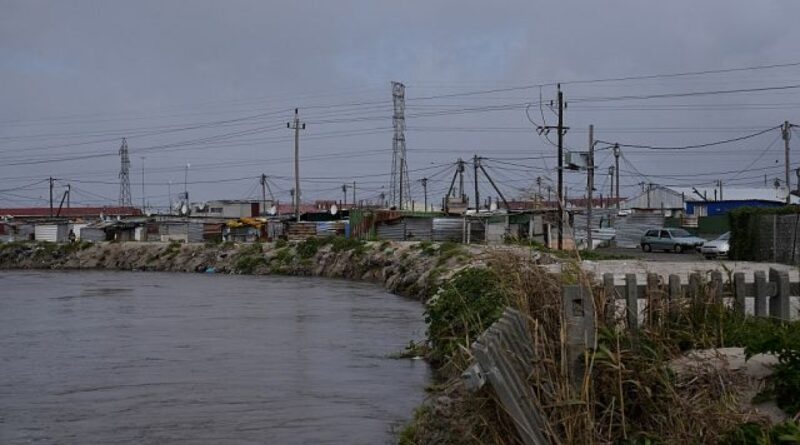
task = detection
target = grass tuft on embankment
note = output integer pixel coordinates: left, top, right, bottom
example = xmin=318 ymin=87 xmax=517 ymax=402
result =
xmin=402 ymin=250 xmax=800 ymax=445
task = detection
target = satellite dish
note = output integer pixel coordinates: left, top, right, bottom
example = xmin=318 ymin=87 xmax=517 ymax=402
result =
xmin=330 ymin=204 xmax=339 ymax=215
xmin=267 ymin=205 xmax=277 ymax=216
xmin=180 ymin=203 xmax=189 ymax=216
xmin=489 ymin=201 xmax=498 ymax=211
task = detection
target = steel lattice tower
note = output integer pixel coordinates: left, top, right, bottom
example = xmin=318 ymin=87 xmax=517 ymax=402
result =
xmin=389 ymin=81 xmax=410 ymax=208
xmin=118 ymin=138 xmax=132 ymax=207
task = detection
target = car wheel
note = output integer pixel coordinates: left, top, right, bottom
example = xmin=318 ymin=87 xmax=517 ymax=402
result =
xmin=642 ymin=243 xmax=651 ymax=252
xmin=674 ymin=244 xmax=683 ymax=253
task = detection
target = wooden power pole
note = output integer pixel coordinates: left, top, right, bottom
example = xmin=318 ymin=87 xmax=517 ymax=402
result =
xmin=587 ymin=125 xmax=594 ymax=250
xmin=287 ymin=108 xmax=305 ymax=222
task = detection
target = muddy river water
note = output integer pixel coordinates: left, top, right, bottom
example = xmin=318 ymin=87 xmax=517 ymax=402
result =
xmin=0 ymin=271 xmax=430 ymax=444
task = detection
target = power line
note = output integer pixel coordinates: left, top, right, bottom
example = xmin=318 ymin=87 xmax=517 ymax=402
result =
xmin=596 ymin=125 xmax=780 ymax=150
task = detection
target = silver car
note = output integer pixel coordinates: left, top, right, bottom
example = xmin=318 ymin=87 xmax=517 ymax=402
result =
xmin=700 ymin=232 xmax=730 ymax=259
xmin=640 ymin=228 xmax=705 ymax=253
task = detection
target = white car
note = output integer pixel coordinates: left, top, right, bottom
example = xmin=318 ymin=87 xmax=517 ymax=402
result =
xmin=701 ymin=232 xmax=730 ymax=259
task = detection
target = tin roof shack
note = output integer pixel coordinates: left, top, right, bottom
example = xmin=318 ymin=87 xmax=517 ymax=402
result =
xmin=158 ymin=221 xmax=204 ymax=243
xmin=224 ymin=218 xmax=267 ymax=243
xmin=285 ymin=222 xmax=318 ymax=240
xmin=0 ymin=221 xmax=35 ymax=242
xmin=79 ymin=221 xmax=139 ymax=242
xmin=677 ymin=187 xmax=797 ymax=217
xmin=193 ymin=200 xmax=267 ymax=219
xmin=34 ymin=223 xmax=69 ymax=243
xmin=0 ymin=206 xmax=142 ymax=221
xmin=622 ymin=185 xmax=686 ymax=215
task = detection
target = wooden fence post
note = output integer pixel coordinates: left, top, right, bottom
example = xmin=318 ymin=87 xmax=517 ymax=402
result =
xmin=668 ymin=274 xmax=681 ymax=315
xmin=646 ymin=273 xmax=660 ymax=326
xmin=710 ymin=270 xmax=723 ymax=305
xmin=768 ymin=268 xmax=791 ymax=320
xmin=754 ymin=271 xmax=768 ymax=317
xmin=625 ymin=274 xmax=638 ymax=331
xmin=689 ymin=272 xmax=702 ymax=302
xmin=563 ymin=284 xmax=596 ymax=382
xmin=733 ymin=272 xmax=746 ymax=315
xmin=603 ymin=273 xmax=616 ymax=323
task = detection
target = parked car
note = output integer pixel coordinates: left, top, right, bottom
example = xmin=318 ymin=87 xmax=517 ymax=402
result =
xmin=700 ymin=232 xmax=730 ymax=259
xmin=640 ymin=228 xmax=705 ymax=253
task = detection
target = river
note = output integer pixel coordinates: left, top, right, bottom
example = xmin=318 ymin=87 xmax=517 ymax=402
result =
xmin=0 ymin=271 xmax=430 ymax=444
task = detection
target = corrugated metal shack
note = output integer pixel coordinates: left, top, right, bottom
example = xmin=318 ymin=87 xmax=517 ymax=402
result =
xmin=0 ymin=222 xmax=34 ymax=242
xmin=34 ymin=223 xmax=69 ymax=242
xmin=159 ymin=221 xmax=204 ymax=243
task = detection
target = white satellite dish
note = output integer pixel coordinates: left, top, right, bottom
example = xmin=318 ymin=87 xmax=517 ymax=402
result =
xmin=267 ymin=205 xmax=277 ymax=216
xmin=180 ymin=203 xmax=189 ymax=216
xmin=330 ymin=204 xmax=339 ymax=215
xmin=489 ymin=201 xmax=498 ymax=211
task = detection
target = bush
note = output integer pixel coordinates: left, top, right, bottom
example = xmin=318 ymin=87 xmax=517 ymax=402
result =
xmin=296 ymin=237 xmax=323 ymax=259
xmin=720 ymin=421 xmax=800 ymax=444
xmin=330 ymin=237 xmax=365 ymax=254
xmin=744 ymin=322 xmax=800 ymax=415
xmin=234 ymin=255 xmax=266 ymax=274
xmin=424 ymin=268 xmax=507 ymax=364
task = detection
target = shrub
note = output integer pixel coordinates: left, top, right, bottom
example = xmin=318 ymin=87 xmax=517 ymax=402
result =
xmin=744 ymin=322 xmax=800 ymax=415
xmin=424 ymin=268 xmax=507 ymax=365
xmin=296 ymin=237 xmax=323 ymax=259
xmin=234 ymin=255 xmax=266 ymax=274
xmin=330 ymin=237 xmax=365 ymax=254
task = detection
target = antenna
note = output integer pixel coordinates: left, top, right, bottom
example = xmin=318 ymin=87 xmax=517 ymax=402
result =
xmin=389 ymin=81 xmax=410 ymax=209
xmin=118 ymin=138 xmax=132 ymax=207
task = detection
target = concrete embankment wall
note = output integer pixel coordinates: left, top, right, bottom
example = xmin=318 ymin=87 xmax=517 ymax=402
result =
xmin=0 ymin=240 xmax=482 ymax=301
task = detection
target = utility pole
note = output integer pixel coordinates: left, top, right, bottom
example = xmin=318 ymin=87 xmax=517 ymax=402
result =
xmin=140 ymin=156 xmax=146 ymax=210
xmin=541 ymin=86 xmax=568 ymax=249
xmin=184 ymin=163 xmax=190 ymax=204
xmin=342 ymin=183 xmax=348 ymax=206
xmin=420 ymin=177 xmax=428 ymax=212
xmin=783 ymin=121 xmax=792 ymax=202
xmin=556 ymin=87 xmax=564 ymax=249
xmin=168 ymin=181 xmax=173 ymax=215
xmin=608 ymin=166 xmax=615 ymax=209
xmin=587 ymin=124 xmax=594 ymax=250
xmin=66 ymin=184 xmax=71 ymax=209
xmin=287 ymin=108 xmax=305 ymax=222
xmin=352 ymin=181 xmax=356 ymax=207
xmin=260 ymin=174 xmax=268 ymax=216
xmin=535 ymin=176 xmax=542 ymax=207
xmin=613 ymin=143 xmax=621 ymax=210
xmin=473 ymin=155 xmax=480 ymax=211
xmin=49 ymin=177 xmax=54 ymax=217
xmin=459 ymin=159 xmax=465 ymax=199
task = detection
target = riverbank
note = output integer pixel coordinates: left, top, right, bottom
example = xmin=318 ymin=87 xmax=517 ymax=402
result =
xmin=0 ymin=239 xmax=500 ymax=301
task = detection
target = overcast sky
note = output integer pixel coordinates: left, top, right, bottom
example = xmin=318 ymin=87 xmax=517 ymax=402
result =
xmin=2 ymin=0 xmax=800 ymax=210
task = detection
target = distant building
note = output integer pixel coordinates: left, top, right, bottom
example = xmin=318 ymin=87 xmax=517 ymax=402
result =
xmin=622 ymin=185 xmax=797 ymax=216
xmin=0 ymin=206 xmax=142 ymax=221
xmin=678 ymin=186 xmax=797 ymax=217
xmin=193 ymin=200 xmax=266 ymax=219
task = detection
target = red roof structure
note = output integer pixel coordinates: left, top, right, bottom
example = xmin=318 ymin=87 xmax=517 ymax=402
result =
xmin=0 ymin=206 xmax=142 ymax=219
